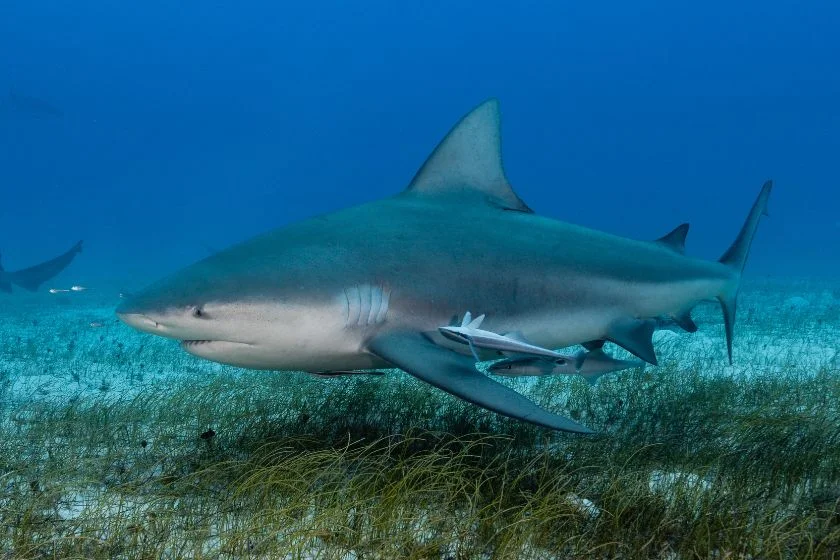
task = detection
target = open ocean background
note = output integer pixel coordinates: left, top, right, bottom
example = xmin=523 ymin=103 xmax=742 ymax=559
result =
xmin=1 ymin=0 xmax=838 ymax=290
xmin=1 ymin=2 xmax=840 ymax=557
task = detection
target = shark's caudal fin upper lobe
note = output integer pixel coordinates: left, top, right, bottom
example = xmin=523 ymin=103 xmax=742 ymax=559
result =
xmin=3 ymin=241 xmax=83 ymax=292
xmin=717 ymin=180 xmax=773 ymax=364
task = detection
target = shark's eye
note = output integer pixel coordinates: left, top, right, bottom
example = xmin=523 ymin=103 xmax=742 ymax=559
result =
xmin=192 ymin=306 xmax=204 ymax=318
xmin=555 ymin=359 xmax=566 ymax=365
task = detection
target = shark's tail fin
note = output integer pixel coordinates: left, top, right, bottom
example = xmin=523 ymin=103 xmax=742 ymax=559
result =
xmin=717 ymin=180 xmax=772 ymax=364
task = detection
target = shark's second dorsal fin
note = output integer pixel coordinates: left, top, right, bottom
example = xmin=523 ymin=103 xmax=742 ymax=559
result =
xmin=654 ymin=223 xmax=689 ymax=254
xmin=404 ymin=99 xmax=532 ymax=213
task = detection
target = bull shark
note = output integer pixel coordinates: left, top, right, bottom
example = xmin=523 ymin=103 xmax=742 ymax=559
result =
xmin=116 ymin=99 xmax=771 ymax=434
xmin=0 ymin=241 xmax=83 ymax=293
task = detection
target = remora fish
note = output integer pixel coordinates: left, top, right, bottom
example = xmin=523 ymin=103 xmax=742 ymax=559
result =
xmin=1 ymin=241 xmax=83 ymax=293
xmin=116 ymin=99 xmax=771 ymax=433
xmin=439 ymin=311 xmax=566 ymax=361
xmin=489 ymin=350 xmax=645 ymax=385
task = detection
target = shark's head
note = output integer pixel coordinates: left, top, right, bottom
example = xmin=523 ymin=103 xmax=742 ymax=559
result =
xmin=115 ymin=248 xmax=325 ymax=369
xmin=116 ymin=267 xmax=264 ymax=365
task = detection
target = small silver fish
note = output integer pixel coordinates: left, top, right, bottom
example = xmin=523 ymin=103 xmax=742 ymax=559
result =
xmin=70 ymin=285 xmax=87 ymax=292
xmin=48 ymin=288 xmax=70 ymax=294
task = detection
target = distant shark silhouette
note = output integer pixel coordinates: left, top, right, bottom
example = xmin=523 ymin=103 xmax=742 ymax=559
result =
xmin=117 ymin=99 xmax=771 ymax=434
xmin=0 ymin=241 xmax=83 ymax=293
xmin=5 ymin=88 xmax=64 ymax=118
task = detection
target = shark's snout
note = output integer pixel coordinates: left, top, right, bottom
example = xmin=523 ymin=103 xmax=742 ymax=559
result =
xmin=116 ymin=295 xmax=177 ymax=336
xmin=116 ymin=309 xmax=162 ymax=334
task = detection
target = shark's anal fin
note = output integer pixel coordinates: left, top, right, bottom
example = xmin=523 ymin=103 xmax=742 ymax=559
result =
xmin=606 ymin=318 xmax=657 ymax=365
xmin=368 ymin=331 xmax=594 ymax=434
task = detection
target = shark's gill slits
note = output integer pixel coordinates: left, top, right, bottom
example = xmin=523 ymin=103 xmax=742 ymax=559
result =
xmin=345 ymin=286 xmax=360 ymax=325
xmin=343 ymin=284 xmax=390 ymax=328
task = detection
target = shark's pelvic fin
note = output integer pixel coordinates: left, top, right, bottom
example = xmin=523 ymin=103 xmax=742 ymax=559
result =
xmin=605 ymin=317 xmax=657 ymax=365
xmin=671 ymin=309 xmax=698 ymax=333
xmin=581 ymin=340 xmax=605 ymax=351
xmin=717 ymin=180 xmax=773 ymax=364
xmin=368 ymin=331 xmax=594 ymax=434
xmin=654 ymin=223 xmax=689 ymax=254
xmin=404 ymin=99 xmax=533 ymax=213
xmin=5 ymin=241 xmax=83 ymax=292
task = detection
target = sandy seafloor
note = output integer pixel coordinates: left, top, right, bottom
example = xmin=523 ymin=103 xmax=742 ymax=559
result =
xmin=0 ymin=277 xmax=838 ymax=557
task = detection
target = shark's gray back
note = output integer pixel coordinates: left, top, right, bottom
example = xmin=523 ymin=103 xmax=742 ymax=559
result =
xmin=182 ymin=191 xmax=729 ymax=320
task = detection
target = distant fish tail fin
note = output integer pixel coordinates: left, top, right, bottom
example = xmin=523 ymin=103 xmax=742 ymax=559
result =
xmin=9 ymin=240 xmax=83 ymax=292
xmin=717 ymin=180 xmax=772 ymax=364
xmin=0 ymin=252 xmax=10 ymax=292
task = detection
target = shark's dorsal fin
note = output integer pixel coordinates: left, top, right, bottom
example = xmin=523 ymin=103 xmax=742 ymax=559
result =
xmin=654 ymin=223 xmax=689 ymax=254
xmin=405 ymin=99 xmax=533 ymax=213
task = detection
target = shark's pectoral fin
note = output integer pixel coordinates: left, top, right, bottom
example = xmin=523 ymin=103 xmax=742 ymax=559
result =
xmin=606 ymin=318 xmax=657 ymax=365
xmin=367 ymin=331 xmax=594 ymax=434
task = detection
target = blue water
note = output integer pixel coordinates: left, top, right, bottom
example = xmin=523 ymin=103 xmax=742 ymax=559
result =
xmin=1 ymin=0 xmax=838 ymax=290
